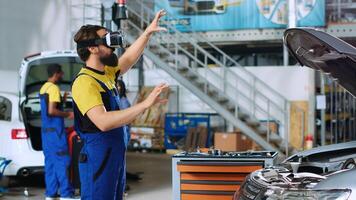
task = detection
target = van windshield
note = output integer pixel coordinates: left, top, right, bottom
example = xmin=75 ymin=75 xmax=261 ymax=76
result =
xmin=25 ymin=56 xmax=84 ymax=96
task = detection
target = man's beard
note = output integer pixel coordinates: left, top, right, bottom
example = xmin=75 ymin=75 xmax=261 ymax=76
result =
xmin=100 ymin=53 xmax=118 ymax=67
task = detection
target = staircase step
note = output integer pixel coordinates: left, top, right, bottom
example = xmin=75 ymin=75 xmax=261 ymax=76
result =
xmin=226 ymin=102 xmax=237 ymax=111
xmin=185 ymin=72 xmax=198 ymax=80
xmin=278 ymin=142 xmax=294 ymax=154
xmin=245 ymin=119 xmax=260 ymax=127
xmin=177 ymin=67 xmax=189 ymax=73
xmin=256 ymin=125 xmax=268 ymax=135
xmin=157 ymin=51 xmax=170 ymax=59
xmin=225 ymin=108 xmax=250 ymax=120
xmin=238 ymin=113 xmax=250 ymax=121
xmin=215 ymin=96 xmax=229 ymax=104
xmin=269 ymin=133 xmax=282 ymax=143
xmin=149 ymin=47 xmax=160 ymax=54
xmin=256 ymin=124 xmax=282 ymax=137
xmin=165 ymin=57 xmax=178 ymax=63
xmin=149 ymin=44 xmax=160 ymax=50
xmin=206 ymin=88 xmax=217 ymax=96
xmin=195 ymin=81 xmax=205 ymax=89
xmin=226 ymin=108 xmax=249 ymax=121
xmin=191 ymin=78 xmax=206 ymax=86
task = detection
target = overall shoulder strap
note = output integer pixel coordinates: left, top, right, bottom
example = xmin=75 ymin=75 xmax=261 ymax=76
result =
xmin=40 ymin=82 xmax=55 ymax=95
xmin=71 ymin=73 xmax=113 ymax=134
xmin=72 ymin=73 xmax=111 ymax=93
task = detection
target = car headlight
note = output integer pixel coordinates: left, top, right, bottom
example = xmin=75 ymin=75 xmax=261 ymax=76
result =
xmin=265 ymin=188 xmax=351 ymax=200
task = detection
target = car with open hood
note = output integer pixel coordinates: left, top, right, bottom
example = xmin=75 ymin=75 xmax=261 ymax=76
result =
xmin=234 ymin=28 xmax=356 ymax=200
xmin=234 ymin=142 xmax=356 ymax=199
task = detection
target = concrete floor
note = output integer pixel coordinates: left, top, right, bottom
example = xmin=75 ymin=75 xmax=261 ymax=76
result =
xmin=0 ymin=152 xmax=172 ymax=200
xmin=126 ymin=152 xmax=172 ymax=200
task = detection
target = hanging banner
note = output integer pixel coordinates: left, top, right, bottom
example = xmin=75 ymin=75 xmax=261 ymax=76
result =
xmin=156 ymin=0 xmax=325 ymax=32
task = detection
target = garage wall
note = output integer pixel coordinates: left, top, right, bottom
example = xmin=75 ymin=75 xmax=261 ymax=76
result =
xmin=0 ymin=70 xmax=19 ymax=93
xmin=0 ymin=0 xmax=71 ymax=71
xmin=244 ymin=67 xmax=313 ymax=101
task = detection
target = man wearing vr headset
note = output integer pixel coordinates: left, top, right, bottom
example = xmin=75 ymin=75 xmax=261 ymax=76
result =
xmin=71 ymin=10 xmax=168 ymax=200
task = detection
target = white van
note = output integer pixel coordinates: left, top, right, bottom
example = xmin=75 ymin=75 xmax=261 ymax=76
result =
xmin=0 ymin=50 xmax=83 ymax=178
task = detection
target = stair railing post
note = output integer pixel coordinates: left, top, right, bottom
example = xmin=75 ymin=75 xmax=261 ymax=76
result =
xmin=140 ymin=2 xmax=144 ymax=29
xmin=267 ymin=100 xmax=270 ymax=143
xmin=235 ymin=79 xmax=239 ymax=118
xmin=204 ymin=54 xmax=208 ymax=94
xmin=223 ymin=66 xmax=226 ymax=93
xmin=194 ymin=46 xmax=197 ymax=70
xmin=253 ymin=77 xmax=256 ymax=118
xmin=174 ymin=39 xmax=178 ymax=71
xmin=222 ymin=55 xmax=227 ymax=93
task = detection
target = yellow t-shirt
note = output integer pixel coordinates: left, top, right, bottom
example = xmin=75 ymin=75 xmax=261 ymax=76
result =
xmin=72 ymin=65 xmax=120 ymax=115
xmin=39 ymin=82 xmax=61 ymax=103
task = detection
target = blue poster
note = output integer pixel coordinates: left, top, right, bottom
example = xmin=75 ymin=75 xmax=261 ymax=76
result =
xmin=155 ymin=0 xmax=325 ymax=32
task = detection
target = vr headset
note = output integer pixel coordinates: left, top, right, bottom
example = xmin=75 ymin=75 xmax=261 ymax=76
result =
xmin=76 ymin=31 xmax=126 ymax=49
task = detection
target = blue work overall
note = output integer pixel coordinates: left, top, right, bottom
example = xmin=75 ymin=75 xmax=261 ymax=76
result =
xmin=74 ymin=74 xmax=127 ymax=200
xmin=39 ymin=92 xmax=74 ymax=198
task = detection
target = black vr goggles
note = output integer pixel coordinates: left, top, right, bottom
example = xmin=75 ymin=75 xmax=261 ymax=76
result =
xmin=76 ymin=31 xmax=126 ymax=49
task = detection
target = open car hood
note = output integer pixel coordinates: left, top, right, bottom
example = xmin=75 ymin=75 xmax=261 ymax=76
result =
xmin=284 ymin=28 xmax=356 ymax=96
xmin=283 ymin=140 xmax=356 ymax=161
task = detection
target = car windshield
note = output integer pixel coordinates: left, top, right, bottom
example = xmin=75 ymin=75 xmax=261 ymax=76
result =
xmin=25 ymin=56 xmax=84 ymax=97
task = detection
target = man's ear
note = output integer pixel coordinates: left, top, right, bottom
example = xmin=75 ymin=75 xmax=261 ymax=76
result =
xmin=88 ymin=46 xmax=98 ymax=54
xmin=54 ymin=72 xmax=61 ymax=79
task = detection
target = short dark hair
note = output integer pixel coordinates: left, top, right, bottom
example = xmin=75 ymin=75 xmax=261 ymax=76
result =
xmin=74 ymin=25 xmax=107 ymax=61
xmin=47 ymin=64 xmax=63 ymax=77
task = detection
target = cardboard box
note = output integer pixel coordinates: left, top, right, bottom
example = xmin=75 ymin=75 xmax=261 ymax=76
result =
xmin=214 ymin=132 xmax=253 ymax=151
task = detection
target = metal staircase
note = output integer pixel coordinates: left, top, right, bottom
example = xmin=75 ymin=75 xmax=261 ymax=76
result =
xmin=125 ymin=0 xmax=294 ymax=155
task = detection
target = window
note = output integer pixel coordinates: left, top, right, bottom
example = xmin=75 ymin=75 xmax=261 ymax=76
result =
xmin=0 ymin=96 xmax=12 ymax=121
xmin=25 ymin=56 xmax=84 ymax=96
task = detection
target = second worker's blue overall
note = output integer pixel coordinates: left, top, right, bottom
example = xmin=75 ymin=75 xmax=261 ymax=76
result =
xmin=39 ymin=92 xmax=74 ymax=198
xmin=74 ymin=74 xmax=127 ymax=200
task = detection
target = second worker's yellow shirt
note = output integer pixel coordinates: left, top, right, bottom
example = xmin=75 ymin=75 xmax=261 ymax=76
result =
xmin=39 ymin=82 xmax=61 ymax=103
